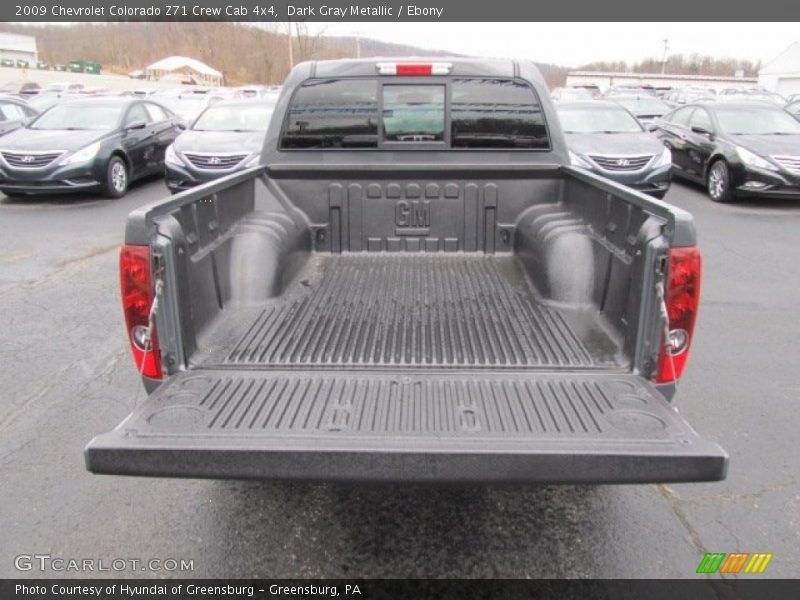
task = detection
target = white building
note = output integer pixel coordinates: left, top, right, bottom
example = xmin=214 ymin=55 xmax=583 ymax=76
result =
xmin=0 ymin=33 xmax=38 ymax=65
xmin=565 ymin=71 xmax=757 ymax=93
xmin=758 ymin=42 xmax=800 ymax=96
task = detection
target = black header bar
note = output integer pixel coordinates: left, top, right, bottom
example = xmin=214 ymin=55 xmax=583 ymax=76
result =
xmin=2 ymin=0 xmax=798 ymax=22
xmin=2 ymin=579 xmax=800 ymax=600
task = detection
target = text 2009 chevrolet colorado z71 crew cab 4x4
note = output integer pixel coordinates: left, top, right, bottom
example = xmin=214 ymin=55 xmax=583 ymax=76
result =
xmin=85 ymin=58 xmax=727 ymax=483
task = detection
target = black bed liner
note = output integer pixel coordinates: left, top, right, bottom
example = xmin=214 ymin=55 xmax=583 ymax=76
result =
xmin=85 ymin=369 xmax=727 ymax=482
xmin=197 ymin=254 xmax=623 ymax=370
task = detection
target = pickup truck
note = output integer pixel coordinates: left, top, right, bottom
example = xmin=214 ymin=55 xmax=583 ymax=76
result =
xmin=86 ymin=58 xmax=728 ymax=483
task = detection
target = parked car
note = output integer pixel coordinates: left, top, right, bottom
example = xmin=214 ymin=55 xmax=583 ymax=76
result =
xmin=550 ymin=87 xmax=593 ymax=102
xmin=0 ymin=97 xmax=183 ymax=198
xmin=42 ymin=82 xmax=84 ymax=94
xmin=652 ymin=87 xmax=673 ymax=99
xmin=151 ymin=85 xmax=214 ymax=98
xmin=556 ymin=101 xmax=672 ymax=197
xmin=165 ymin=100 xmax=273 ymax=193
xmin=85 ymin=58 xmax=725 ymax=483
xmin=609 ymin=95 xmax=672 ymax=129
xmin=663 ymin=87 xmax=716 ymax=107
xmin=718 ymin=89 xmax=787 ymax=106
xmin=78 ymin=86 xmax=114 ymax=96
xmin=654 ymin=102 xmax=800 ymax=202
xmin=569 ymin=83 xmax=602 ymax=97
xmin=0 ymin=81 xmax=41 ymax=98
xmin=232 ymin=85 xmax=272 ymax=99
xmin=0 ymin=96 xmax=38 ymax=137
xmin=604 ymin=85 xmax=655 ymax=98
xmin=156 ymin=93 xmax=223 ymax=123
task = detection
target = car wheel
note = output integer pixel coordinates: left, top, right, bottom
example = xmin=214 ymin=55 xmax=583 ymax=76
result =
xmin=104 ymin=156 xmax=128 ymax=198
xmin=707 ymin=160 xmax=734 ymax=203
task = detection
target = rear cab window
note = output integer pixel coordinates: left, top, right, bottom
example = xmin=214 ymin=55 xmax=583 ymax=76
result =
xmin=281 ymin=79 xmax=379 ymax=149
xmin=382 ymin=85 xmax=445 ymax=143
xmin=280 ymin=77 xmax=549 ymax=150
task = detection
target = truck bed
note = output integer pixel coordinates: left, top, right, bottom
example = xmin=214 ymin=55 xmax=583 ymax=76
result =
xmin=86 ymin=164 xmax=726 ymax=482
xmin=196 ymin=253 xmax=623 ymax=370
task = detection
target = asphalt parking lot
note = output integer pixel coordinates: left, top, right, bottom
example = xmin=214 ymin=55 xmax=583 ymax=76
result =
xmin=0 ymin=177 xmax=798 ymax=578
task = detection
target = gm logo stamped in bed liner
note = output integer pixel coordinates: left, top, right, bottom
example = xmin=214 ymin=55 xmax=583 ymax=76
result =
xmin=395 ymin=200 xmax=430 ymax=235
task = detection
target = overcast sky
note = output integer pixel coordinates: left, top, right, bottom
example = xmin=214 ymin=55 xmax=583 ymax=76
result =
xmin=304 ymin=22 xmax=798 ymax=66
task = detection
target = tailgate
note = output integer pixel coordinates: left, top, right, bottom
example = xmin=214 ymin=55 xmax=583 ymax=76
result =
xmin=86 ymin=370 xmax=727 ymax=483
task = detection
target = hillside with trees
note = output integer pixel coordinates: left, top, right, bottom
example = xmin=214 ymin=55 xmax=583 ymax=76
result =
xmin=0 ymin=23 xmax=759 ymax=89
xmin=0 ymin=22 xmax=455 ymax=85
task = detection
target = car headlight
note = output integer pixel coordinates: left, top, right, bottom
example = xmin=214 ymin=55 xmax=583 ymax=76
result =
xmin=58 ymin=141 xmax=101 ymax=166
xmin=244 ymin=153 xmax=261 ymax=168
xmin=165 ymin=144 xmax=183 ymax=166
xmin=736 ymin=146 xmax=778 ymax=171
xmin=568 ymin=150 xmax=593 ymax=170
xmin=652 ymin=146 xmax=672 ymax=168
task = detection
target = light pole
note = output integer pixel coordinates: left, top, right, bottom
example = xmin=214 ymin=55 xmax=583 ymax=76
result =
xmin=661 ymin=39 xmax=669 ymax=75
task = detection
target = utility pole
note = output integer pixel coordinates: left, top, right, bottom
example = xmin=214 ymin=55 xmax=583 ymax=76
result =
xmin=661 ymin=39 xmax=669 ymax=74
xmin=355 ymin=31 xmax=362 ymax=58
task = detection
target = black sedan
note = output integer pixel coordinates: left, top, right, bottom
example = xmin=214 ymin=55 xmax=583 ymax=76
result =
xmin=164 ymin=100 xmax=273 ymax=193
xmin=653 ymin=102 xmax=800 ymax=202
xmin=0 ymin=97 xmax=183 ymax=198
xmin=556 ymin=101 xmax=672 ymax=198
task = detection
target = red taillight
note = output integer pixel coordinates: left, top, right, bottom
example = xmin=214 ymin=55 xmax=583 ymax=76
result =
xmin=120 ymin=244 xmax=162 ymax=379
xmin=656 ymin=246 xmax=702 ymax=383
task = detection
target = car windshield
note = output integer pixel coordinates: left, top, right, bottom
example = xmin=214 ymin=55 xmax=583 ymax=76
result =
xmin=29 ymin=103 xmax=122 ymax=130
xmin=715 ymin=108 xmax=800 ymax=135
xmin=28 ymin=95 xmax=61 ymax=110
xmin=613 ymin=97 xmax=670 ymax=114
xmin=193 ymin=105 xmax=273 ymax=131
xmin=160 ymin=97 xmax=207 ymax=118
xmin=558 ymin=107 xmax=643 ymax=133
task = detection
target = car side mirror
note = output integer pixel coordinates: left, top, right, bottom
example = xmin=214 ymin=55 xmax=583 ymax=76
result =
xmin=644 ymin=122 xmax=658 ymax=132
xmin=691 ymin=125 xmax=713 ymax=137
xmin=176 ymin=122 xmax=187 ymax=130
xmin=125 ymin=120 xmax=146 ymax=131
